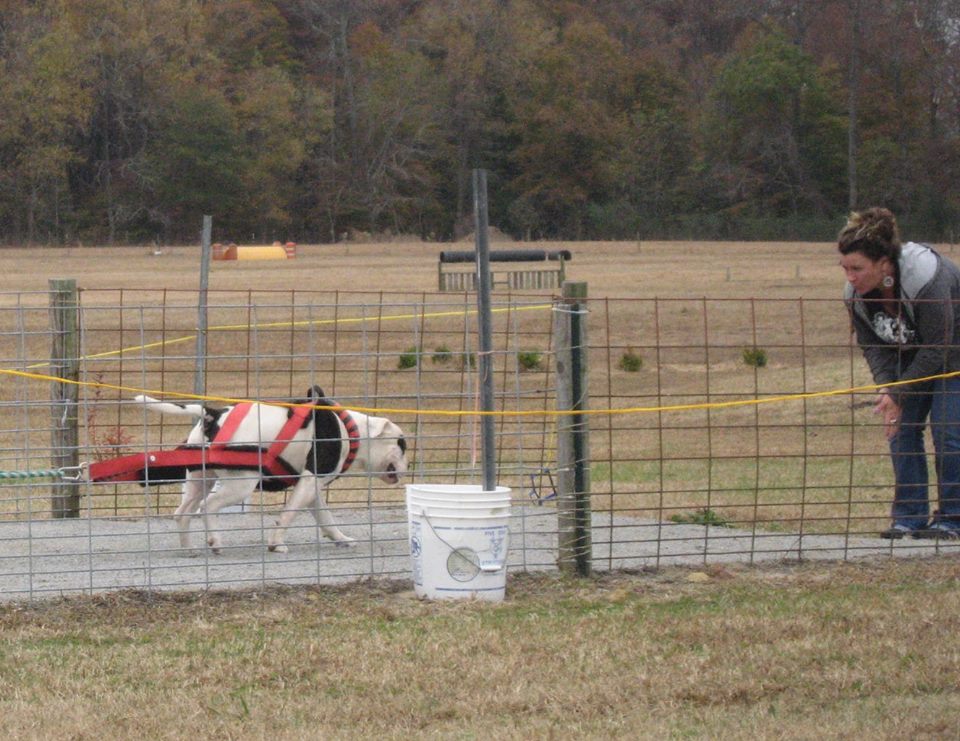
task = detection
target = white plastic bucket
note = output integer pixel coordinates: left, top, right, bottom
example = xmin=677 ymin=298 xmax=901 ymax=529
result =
xmin=406 ymin=484 xmax=512 ymax=602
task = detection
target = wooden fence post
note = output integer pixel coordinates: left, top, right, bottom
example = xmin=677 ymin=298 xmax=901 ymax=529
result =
xmin=50 ymin=279 xmax=80 ymax=518
xmin=553 ymin=281 xmax=591 ymax=575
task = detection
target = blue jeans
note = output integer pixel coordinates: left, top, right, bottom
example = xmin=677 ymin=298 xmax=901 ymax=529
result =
xmin=889 ymin=377 xmax=960 ymax=528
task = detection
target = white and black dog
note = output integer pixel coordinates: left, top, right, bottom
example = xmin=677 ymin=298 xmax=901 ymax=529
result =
xmin=134 ymin=386 xmax=407 ymax=554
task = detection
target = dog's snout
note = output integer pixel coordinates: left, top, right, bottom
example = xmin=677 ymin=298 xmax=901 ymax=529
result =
xmin=382 ymin=463 xmax=401 ymax=485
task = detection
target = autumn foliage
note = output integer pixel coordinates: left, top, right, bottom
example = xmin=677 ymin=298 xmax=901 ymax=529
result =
xmin=1 ymin=0 xmax=958 ymax=245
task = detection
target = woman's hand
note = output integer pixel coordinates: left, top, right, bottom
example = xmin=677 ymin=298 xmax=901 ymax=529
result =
xmin=873 ymin=388 xmax=901 ymax=439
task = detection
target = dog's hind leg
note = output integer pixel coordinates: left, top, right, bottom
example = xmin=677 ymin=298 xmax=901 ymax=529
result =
xmin=199 ymin=474 xmax=257 ymax=554
xmin=173 ymin=472 xmax=213 ymax=551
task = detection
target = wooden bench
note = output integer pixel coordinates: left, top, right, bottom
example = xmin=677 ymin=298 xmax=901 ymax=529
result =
xmin=438 ymin=249 xmax=571 ymax=291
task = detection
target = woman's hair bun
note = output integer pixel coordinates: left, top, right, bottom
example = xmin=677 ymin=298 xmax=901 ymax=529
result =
xmin=838 ymin=207 xmax=901 ymax=259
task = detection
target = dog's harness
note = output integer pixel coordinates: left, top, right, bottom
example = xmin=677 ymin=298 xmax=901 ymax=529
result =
xmin=86 ymin=403 xmax=360 ymax=487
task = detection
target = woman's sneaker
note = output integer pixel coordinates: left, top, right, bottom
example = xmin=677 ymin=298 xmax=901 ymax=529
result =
xmin=914 ymin=522 xmax=960 ymax=540
xmin=879 ymin=523 xmax=921 ymax=539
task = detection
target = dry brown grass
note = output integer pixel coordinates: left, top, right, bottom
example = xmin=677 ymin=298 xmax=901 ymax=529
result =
xmin=1 ymin=558 xmax=958 ymax=739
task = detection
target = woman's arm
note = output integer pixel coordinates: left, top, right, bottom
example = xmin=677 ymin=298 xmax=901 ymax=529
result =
xmin=873 ymin=386 xmax=901 ymax=440
xmin=899 ymin=270 xmax=956 ymax=383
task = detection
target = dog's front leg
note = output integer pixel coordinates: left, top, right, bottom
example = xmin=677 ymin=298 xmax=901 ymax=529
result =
xmin=268 ymin=475 xmax=315 ymax=553
xmin=310 ymin=482 xmax=354 ymax=546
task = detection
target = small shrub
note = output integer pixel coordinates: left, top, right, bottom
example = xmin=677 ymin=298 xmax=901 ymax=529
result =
xmin=742 ymin=347 xmax=767 ymax=368
xmin=669 ymin=508 xmax=732 ymax=528
xmin=431 ymin=345 xmax=452 ymax=364
xmin=517 ymin=350 xmax=542 ymax=371
xmin=84 ymin=373 xmax=134 ymax=462
xmin=460 ymin=351 xmax=476 ymax=370
xmin=398 ymin=346 xmax=419 ymax=369
xmin=619 ymin=348 xmax=642 ymax=372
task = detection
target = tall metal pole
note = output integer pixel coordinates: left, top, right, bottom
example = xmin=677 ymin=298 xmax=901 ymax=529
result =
xmin=473 ymin=170 xmax=496 ymax=491
xmin=194 ymin=215 xmax=212 ymax=397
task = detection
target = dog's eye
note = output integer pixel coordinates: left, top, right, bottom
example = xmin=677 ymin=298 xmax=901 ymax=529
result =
xmin=397 ymin=436 xmax=407 ymax=454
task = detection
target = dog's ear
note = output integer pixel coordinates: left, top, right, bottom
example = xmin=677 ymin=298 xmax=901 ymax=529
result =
xmin=366 ymin=416 xmax=388 ymax=439
xmin=365 ymin=417 xmax=404 ymax=445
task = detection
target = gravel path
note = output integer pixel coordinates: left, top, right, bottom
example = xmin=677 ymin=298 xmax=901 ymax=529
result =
xmin=2 ymin=506 xmax=956 ymax=602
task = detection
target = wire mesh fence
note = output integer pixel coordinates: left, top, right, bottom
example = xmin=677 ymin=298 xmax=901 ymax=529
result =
xmin=1 ymin=287 xmax=957 ymax=601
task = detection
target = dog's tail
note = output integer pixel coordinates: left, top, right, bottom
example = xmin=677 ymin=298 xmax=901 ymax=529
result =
xmin=134 ymin=394 xmax=206 ymax=418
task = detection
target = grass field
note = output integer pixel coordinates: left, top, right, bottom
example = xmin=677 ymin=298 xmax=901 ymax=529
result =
xmin=2 ymin=240 xmax=960 ymax=737
xmin=1 ymin=560 xmax=958 ymax=739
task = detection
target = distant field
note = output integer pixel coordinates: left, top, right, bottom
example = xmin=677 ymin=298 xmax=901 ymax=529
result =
xmin=0 ymin=239 xmax=848 ymax=299
xmin=0 ymin=240 xmax=930 ymax=531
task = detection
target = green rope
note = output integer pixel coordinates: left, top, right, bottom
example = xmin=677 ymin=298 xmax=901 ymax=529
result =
xmin=0 ymin=469 xmax=69 ymax=480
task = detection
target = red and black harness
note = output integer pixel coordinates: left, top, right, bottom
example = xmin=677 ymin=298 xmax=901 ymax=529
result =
xmin=87 ymin=402 xmax=360 ymax=489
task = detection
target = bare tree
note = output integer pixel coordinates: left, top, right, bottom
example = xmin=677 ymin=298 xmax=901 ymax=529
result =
xmin=848 ymin=0 xmax=861 ymax=209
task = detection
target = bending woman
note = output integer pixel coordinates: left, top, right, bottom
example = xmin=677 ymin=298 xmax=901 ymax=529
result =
xmin=839 ymin=207 xmax=960 ymax=539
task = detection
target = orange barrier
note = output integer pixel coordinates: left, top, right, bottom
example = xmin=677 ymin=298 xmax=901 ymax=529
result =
xmin=213 ymin=242 xmax=297 ymax=260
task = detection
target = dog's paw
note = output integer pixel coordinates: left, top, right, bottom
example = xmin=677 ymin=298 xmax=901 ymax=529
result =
xmin=267 ymin=543 xmax=289 ymax=554
xmin=333 ymin=536 xmax=356 ymax=549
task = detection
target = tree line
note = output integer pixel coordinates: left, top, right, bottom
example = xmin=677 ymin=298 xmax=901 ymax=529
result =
xmin=2 ymin=0 xmax=960 ymax=246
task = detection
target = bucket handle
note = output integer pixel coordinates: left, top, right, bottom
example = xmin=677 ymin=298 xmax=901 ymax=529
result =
xmin=413 ymin=506 xmax=508 ymax=573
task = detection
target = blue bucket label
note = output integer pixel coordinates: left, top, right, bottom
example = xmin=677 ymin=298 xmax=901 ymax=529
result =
xmin=409 ymin=520 xmax=423 ymax=586
xmin=486 ymin=526 xmax=507 ymax=561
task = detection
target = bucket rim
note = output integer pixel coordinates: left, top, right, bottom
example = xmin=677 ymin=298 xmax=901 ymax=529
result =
xmin=405 ymin=483 xmax=512 ymax=496
xmin=408 ymin=508 xmax=512 ymax=520
xmin=407 ymin=495 xmax=512 ymax=505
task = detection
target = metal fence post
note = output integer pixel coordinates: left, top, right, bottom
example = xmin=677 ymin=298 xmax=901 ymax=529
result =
xmin=194 ymin=215 xmax=212 ymax=397
xmin=50 ymin=278 xmax=80 ymax=518
xmin=473 ymin=169 xmax=497 ymax=491
xmin=553 ymin=281 xmax=591 ymax=575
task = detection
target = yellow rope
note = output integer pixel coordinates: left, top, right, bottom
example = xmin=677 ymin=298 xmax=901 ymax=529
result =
xmin=13 ymin=299 xmax=959 ymax=417
xmin=5 ymin=365 xmax=958 ymax=418
xmin=25 ymin=303 xmax=553 ymax=368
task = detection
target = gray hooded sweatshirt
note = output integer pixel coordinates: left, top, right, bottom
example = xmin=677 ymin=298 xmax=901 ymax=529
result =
xmin=844 ymin=241 xmax=960 ymax=393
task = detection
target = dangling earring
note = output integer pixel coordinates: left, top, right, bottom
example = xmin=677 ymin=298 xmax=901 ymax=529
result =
xmin=882 ymin=275 xmax=895 ymax=288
